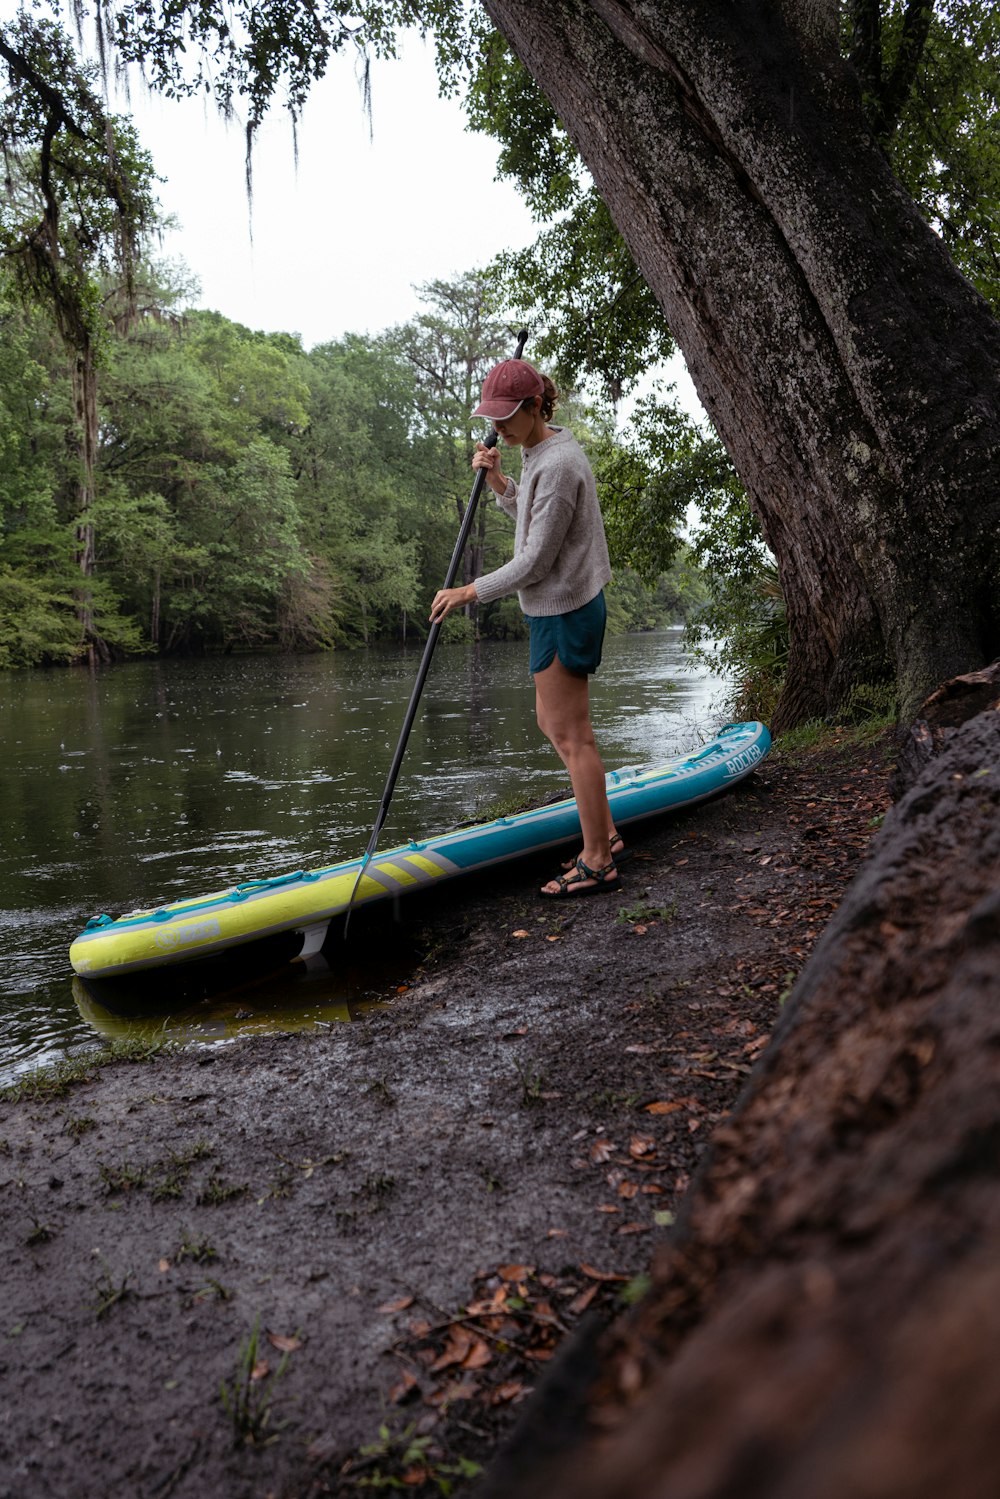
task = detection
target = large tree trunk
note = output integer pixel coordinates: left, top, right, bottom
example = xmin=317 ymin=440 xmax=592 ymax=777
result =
xmin=485 ymin=0 xmax=1000 ymax=725
xmin=484 ymin=670 xmax=1000 ymax=1498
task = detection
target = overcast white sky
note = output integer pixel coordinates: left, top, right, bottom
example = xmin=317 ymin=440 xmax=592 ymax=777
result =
xmin=4 ymin=5 xmax=703 ymax=416
xmin=107 ymin=26 xmax=704 ymax=415
xmin=113 ymin=33 xmax=543 ymax=348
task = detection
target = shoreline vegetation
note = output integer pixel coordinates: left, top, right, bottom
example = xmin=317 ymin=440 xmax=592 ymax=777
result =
xmin=1 ymin=282 xmax=717 ymax=676
xmin=1 ymin=722 xmax=892 ymax=1497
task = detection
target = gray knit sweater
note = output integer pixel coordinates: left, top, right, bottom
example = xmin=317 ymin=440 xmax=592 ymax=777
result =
xmin=472 ymin=427 xmax=611 ymax=616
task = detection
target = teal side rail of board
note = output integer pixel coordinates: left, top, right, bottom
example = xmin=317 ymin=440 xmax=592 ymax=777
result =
xmin=69 ymin=720 xmax=771 ymax=978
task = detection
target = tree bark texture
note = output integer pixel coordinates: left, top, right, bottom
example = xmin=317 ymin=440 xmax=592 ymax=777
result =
xmin=485 ymin=0 xmax=1000 ymax=725
xmin=483 ymin=680 xmax=1000 ymax=1499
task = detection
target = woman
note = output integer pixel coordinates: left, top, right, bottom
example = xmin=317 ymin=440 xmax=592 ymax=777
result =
xmin=429 ymin=357 xmax=623 ymax=898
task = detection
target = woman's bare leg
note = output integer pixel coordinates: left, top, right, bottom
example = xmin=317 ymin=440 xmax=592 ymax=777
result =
xmin=533 ymin=658 xmax=615 ymax=893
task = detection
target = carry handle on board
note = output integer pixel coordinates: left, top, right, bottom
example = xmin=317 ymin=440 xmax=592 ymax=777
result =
xmin=341 ymin=328 xmax=531 ymax=935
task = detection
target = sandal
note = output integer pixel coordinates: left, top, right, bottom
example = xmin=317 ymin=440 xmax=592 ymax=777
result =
xmin=561 ymin=831 xmax=630 ymax=871
xmin=540 ymin=857 xmax=621 ymax=899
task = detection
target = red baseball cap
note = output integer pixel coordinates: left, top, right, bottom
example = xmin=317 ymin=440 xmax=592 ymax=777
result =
xmin=473 ymin=359 xmax=544 ymax=420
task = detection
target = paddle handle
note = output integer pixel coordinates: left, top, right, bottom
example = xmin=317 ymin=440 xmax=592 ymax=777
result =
xmin=362 ymin=328 xmax=530 ymax=852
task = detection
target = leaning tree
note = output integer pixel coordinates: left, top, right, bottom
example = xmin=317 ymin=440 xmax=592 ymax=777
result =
xmin=470 ymin=0 xmax=1000 ymax=727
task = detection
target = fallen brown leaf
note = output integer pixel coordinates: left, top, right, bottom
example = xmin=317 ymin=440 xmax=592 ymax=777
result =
xmin=429 ymin=1328 xmax=473 ymax=1372
xmin=430 ymin=1378 xmax=480 ymax=1407
xmin=497 ymin=1263 xmax=534 ymax=1281
xmin=267 ymin=1331 xmax=303 ymax=1353
xmin=580 ymin=1264 xmax=629 ymax=1282
xmin=461 ymin=1337 xmax=493 ymax=1370
xmin=567 ymin=1284 xmax=599 ymax=1316
xmin=491 ymin=1379 xmax=528 ymax=1405
xmin=466 ymin=1289 xmax=507 ymax=1316
xmin=377 ymin=1295 xmax=415 ymax=1315
xmin=389 ymin=1370 xmax=419 ymax=1404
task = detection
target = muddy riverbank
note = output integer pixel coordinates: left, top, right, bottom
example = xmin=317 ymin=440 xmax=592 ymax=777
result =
xmin=0 ymin=728 xmax=891 ymax=1498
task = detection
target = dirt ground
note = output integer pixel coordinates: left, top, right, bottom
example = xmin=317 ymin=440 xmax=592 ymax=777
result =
xmin=0 ymin=729 xmax=891 ymax=1499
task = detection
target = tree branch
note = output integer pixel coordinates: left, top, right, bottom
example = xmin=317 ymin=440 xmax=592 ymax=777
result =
xmin=880 ymin=0 xmax=934 ymax=137
xmin=0 ymin=31 xmax=89 ymax=142
xmin=848 ymin=0 xmax=883 ymax=103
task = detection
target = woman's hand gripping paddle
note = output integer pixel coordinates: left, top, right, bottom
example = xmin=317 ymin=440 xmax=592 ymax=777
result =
xmin=341 ymin=329 xmax=529 ymax=936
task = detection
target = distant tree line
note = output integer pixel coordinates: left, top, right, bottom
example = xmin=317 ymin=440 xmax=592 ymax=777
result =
xmin=0 ymin=262 xmax=713 ymax=669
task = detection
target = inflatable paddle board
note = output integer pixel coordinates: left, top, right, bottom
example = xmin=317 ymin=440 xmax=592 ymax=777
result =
xmin=69 ymin=720 xmax=770 ymax=979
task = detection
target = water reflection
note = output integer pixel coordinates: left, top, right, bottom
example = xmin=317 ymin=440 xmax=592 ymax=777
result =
xmin=71 ymin=933 xmax=410 ymax=1050
xmin=0 ymin=630 xmax=727 ymax=1081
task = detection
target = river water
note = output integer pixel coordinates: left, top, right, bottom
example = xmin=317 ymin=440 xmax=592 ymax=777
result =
xmin=0 ymin=630 xmax=727 ymax=1083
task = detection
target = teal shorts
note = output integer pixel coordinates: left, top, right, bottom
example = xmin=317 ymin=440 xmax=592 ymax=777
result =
xmin=527 ymin=592 xmax=607 ymax=676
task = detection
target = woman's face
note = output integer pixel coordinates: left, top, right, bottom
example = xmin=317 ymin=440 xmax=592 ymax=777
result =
xmin=492 ymin=397 xmax=542 ymax=447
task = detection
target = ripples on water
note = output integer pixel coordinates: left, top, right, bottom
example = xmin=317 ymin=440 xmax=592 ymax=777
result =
xmin=0 ymin=630 xmax=728 ymax=1081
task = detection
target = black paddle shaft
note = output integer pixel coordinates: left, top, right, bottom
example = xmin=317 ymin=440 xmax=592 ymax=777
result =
xmin=344 ymin=328 xmax=529 ymax=929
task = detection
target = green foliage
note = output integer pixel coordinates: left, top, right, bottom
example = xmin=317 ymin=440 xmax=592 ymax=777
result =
xmin=0 ymin=15 xmax=159 ymax=336
xmin=350 ymin=1419 xmax=483 ymax=1493
xmin=593 ymin=393 xmax=742 ymax=585
xmin=672 ymin=456 xmax=790 ymax=719
xmin=839 ymin=680 xmax=899 ymax=727
xmin=492 ymin=191 xmax=675 ymax=402
xmin=616 ymin=902 xmax=678 ymax=926
xmin=849 ymin=0 xmax=1000 ymax=307
xmin=687 ymin=560 xmax=789 ymax=725
xmin=219 ymin=1316 xmax=295 ymax=1445
xmin=0 ymin=567 xmax=82 ymax=667
xmin=103 ymin=0 xmax=471 ymax=140
xmin=477 ymin=596 xmax=526 ymax=640
xmin=606 ymin=565 xmax=705 ymax=634
xmin=0 ymin=252 xmax=719 ymax=665
xmin=91 ymin=1258 xmax=135 ymax=1320
xmin=463 ymin=26 xmax=578 ymax=215
xmin=290 ymin=332 xmax=426 ymax=645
